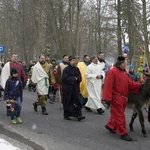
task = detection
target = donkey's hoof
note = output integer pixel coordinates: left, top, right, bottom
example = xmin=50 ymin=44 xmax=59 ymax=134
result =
xmin=142 ymin=130 xmax=147 ymax=137
xmin=143 ymin=133 xmax=147 ymax=137
xmin=143 ymin=134 xmax=147 ymax=137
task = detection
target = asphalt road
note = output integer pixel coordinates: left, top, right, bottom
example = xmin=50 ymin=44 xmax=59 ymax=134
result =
xmin=0 ymin=88 xmax=150 ymax=150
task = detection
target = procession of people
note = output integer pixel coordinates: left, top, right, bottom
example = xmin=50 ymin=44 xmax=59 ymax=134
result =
xmin=0 ymin=50 xmax=149 ymax=142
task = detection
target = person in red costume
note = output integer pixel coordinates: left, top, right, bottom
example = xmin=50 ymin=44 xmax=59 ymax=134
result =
xmin=102 ymin=56 xmax=141 ymax=141
xmin=1 ymin=53 xmax=27 ymax=89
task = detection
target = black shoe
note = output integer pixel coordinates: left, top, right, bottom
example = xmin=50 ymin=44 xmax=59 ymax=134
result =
xmin=49 ymin=100 xmax=53 ymax=104
xmin=77 ymin=116 xmax=85 ymax=121
xmin=97 ymin=108 xmax=104 ymax=114
xmin=64 ymin=116 xmax=71 ymax=120
xmin=85 ymin=107 xmax=92 ymax=112
xmin=33 ymin=103 xmax=37 ymax=112
xmin=105 ymin=125 xmax=115 ymax=133
xmin=121 ymin=134 xmax=133 ymax=141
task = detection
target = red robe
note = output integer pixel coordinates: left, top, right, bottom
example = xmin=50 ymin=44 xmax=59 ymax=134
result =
xmin=102 ymin=66 xmax=141 ymax=135
xmin=10 ymin=62 xmax=27 ymax=83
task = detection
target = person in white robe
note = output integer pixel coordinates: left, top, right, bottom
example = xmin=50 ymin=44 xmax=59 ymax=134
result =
xmin=32 ymin=55 xmax=55 ymax=115
xmin=85 ymin=56 xmax=105 ymax=114
xmin=1 ymin=62 xmax=10 ymax=89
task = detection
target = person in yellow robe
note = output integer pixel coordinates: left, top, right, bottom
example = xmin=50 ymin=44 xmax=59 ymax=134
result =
xmin=77 ymin=55 xmax=91 ymax=111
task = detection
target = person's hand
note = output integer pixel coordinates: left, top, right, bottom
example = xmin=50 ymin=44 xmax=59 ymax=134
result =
xmin=96 ymin=75 xmax=103 ymax=79
xmin=6 ymin=100 xmax=10 ymax=103
xmin=96 ymin=75 xmax=101 ymax=79
xmin=29 ymin=84 xmax=36 ymax=92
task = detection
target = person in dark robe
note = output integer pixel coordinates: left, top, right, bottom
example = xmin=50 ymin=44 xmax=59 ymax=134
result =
xmin=62 ymin=56 xmax=85 ymax=121
xmin=102 ymin=56 xmax=141 ymax=141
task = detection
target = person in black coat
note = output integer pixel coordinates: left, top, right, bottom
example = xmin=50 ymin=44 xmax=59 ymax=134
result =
xmin=62 ymin=56 xmax=85 ymax=121
xmin=4 ymin=68 xmax=23 ymax=124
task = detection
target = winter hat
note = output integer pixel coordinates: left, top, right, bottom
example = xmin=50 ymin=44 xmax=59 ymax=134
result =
xmin=51 ymin=58 xmax=56 ymax=63
xmin=10 ymin=68 xmax=18 ymax=76
xmin=129 ymin=65 xmax=134 ymax=69
xmin=117 ymin=56 xmax=125 ymax=61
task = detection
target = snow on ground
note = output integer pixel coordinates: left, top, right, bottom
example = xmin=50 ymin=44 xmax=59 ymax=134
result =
xmin=0 ymin=138 xmax=20 ymax=150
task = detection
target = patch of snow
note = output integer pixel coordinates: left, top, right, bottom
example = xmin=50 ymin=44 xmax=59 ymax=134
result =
xmin=0 ymin=138 xmax=20 ymax=150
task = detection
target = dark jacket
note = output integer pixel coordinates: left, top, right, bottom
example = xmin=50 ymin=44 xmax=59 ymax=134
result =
xmin=62 ymin=65 xmax=81 ymax=95
xmin=128 ymin=71 xmax=139 ymax=82
xmin=62 ymin=65 xmax=82 ymax=116
xmin=4 ymin=77 xmax=23 ymax=101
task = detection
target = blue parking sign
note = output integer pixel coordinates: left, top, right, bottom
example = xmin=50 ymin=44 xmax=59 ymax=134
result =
xmin=0 ymin=46 xmax=4 ymax=54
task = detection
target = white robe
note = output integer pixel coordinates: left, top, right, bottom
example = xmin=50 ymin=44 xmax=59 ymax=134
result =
xmin=31 ymin=62 xmax=49 ymax=95
xmin=1 ymin=62 xmax=10 ymax=89
xmin=85 ymin=63 xmax=105 ymax=110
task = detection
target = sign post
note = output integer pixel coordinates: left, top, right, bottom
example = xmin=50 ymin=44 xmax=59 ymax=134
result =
xmin=0 ymin=46 xmax=4 ymax=54
xmin=0 ymin=46 xmax=4 ymax=61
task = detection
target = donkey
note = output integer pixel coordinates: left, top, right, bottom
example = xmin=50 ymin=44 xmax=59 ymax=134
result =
xmin=127 ymin=75 xmax=150 ymax=137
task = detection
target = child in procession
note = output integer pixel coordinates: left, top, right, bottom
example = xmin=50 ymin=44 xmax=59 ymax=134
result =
xmin=4 ymin=68 xmax=23 ymax=124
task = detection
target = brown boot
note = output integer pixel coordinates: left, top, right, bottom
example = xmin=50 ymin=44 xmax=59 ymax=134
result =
xmin=42 ymin=107 xmax=48 ymax=115
xmin=42 ymin=111 xmax=48 ymax=115
xmin=33 ymin=103 xmax=37 ymax=111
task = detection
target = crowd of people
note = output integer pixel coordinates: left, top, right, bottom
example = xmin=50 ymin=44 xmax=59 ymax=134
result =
xmin=0 ymin=51 xmax=148 ymax=142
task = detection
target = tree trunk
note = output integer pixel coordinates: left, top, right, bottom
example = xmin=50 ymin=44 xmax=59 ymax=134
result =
xmin=127 ymin=0 xmax=134 ymax=64
xmin=117 ymin=0 xmax=122 ymax=55
xmin=142 ymin=0 xmax=150 ymax=65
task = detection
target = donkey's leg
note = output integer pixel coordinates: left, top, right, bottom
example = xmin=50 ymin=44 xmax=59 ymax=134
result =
xmin=138 ymin=110 xmax=147 ymax=137
xmin=129 ymin=110 xmax=137 ymax=132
